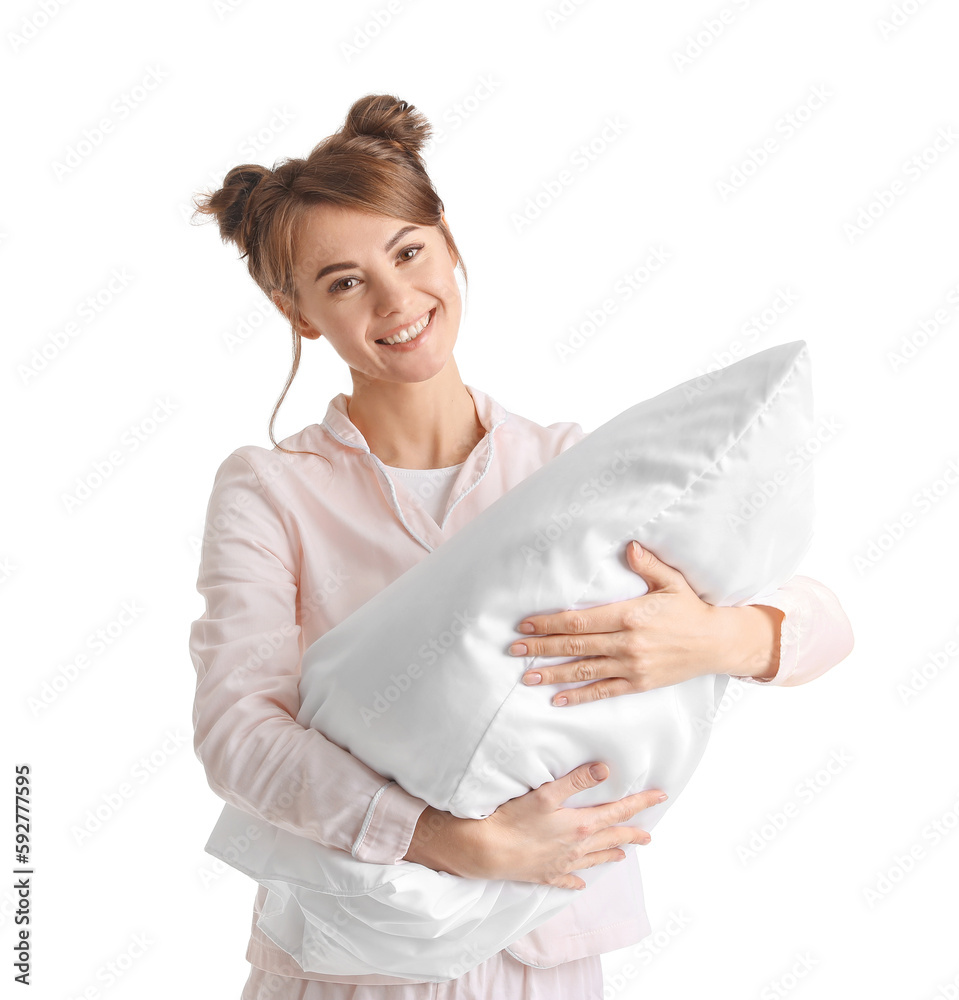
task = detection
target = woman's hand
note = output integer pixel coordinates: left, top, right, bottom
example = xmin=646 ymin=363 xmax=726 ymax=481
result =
xmin=509 ymin=540 xmax=784 ymax=707
xmin=403 ymin=761 xmax=665 ymax=890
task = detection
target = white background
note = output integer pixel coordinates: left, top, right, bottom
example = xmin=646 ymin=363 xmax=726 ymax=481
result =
xmin=4 ymin=0 xmax=958 ymax=997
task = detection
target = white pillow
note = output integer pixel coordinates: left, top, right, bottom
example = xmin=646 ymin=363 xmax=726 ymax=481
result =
xmin=205 ymin=340 xmax=814 ymax=981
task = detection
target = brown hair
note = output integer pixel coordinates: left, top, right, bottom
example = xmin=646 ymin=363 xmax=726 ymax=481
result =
xmin=191 ymin=93 xmax=468 ymax=460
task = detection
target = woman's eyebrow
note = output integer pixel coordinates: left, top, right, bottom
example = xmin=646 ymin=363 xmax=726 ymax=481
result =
xmin=313 ymin=226 xmax=421 ymax=282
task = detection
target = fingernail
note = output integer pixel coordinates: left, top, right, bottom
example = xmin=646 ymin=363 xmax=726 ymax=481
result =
xmin=553 ymin=695 xmax=568 ymax=707
xmin=516 ymin=621 xmax=535 ymax=634
xmin=589 ymin=764 xmax=606 ymax=780
xmin=657 ymin=793 xmax=668 ymax=802
xmin=523 ymin=672 xmax=541 ymax=685
xmin=631 ymin=540 xmax=642 ymax=555
xmin=508 ymin=642 xmax=527 ymax=655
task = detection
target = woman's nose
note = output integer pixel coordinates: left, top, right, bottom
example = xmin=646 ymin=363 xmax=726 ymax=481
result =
xmin=372 ymin=270 xmax=414 ymax=316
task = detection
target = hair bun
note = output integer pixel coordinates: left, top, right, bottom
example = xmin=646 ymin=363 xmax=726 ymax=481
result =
xmin=342 ymin=94 xmax=431 ymax=159
xmin=212 ymin=164 xmax=271 ymax=249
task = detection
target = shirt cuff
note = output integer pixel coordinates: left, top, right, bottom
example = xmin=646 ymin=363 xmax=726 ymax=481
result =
xmin=351 ymin=781 xmax=430 ymax=865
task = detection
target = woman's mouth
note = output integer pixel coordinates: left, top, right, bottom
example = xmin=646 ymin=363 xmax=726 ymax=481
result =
xmin=376 ymin=308 xmax=434 ymax=348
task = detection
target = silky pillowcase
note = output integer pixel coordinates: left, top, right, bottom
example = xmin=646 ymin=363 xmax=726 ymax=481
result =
xmin=205 ymin=340 xmax=815 ymax=982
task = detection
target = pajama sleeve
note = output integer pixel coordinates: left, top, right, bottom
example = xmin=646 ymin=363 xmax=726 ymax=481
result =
xmin=733 ymin=574 xmax=855 ymax=687
xmin=189 ymin=451 xmax=429 ymax=865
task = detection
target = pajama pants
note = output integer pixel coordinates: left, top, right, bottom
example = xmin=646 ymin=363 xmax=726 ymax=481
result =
xmin=240 ymin=950 xmax=605 ymax=999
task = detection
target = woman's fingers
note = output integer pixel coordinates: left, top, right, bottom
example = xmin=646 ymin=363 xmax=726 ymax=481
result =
xmin=541 ymin=762 xmax=666 ymax=815
xmin=538 ymin=760 xmax=612 ymax=809
xmin=515 ymin=602 xmax=632 ymax=643
xmin=514 ymin=632 xmax=636 ymax=694
xmin=521 ymin=654 xmax=612 ymax=687
xmin=510 ymin=614 xmax=630 ymax=663
xmin=548 ymin=674 xmax=637 ymax=708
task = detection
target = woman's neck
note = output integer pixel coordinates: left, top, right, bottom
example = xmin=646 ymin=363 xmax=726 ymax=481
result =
xmin=346 ymin=363 xmax=486 ymax=470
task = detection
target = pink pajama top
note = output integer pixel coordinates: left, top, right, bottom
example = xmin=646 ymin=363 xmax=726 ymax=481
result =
xmin=189 ymin=384 xmax=855 ymax=986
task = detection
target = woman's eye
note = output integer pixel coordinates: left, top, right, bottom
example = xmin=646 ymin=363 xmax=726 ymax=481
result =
xmin=331 ymin=276 xmax=359 ymax=293
xmin=330 ymin=245 xmax=423 ymax=292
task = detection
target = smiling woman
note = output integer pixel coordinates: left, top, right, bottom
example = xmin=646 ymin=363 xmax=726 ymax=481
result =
xmin=273 ymin=205 xmax=455 ymax=367
xmin=192 ymin=94 xmax=472 ymax=471
xmin=188 ymin=93 xmax=854 ymax=999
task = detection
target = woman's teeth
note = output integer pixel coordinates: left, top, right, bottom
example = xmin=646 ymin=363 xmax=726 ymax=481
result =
xmin=377 ymin=310 xmax=432 ymax=345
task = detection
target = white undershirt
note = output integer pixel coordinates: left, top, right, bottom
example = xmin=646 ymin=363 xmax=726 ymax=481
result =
xmin=380 ymin=461 xmax=465 ymax=527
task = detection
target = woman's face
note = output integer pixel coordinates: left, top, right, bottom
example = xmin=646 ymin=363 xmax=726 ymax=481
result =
xmin=276 ymin=202 xmax=462 ymax=386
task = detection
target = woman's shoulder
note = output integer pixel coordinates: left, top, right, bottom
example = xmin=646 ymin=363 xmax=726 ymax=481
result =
xmin=209 ymin=423 xmax=332 ymax=489
xmin=497 ymin=404 xmax=589 ymax=458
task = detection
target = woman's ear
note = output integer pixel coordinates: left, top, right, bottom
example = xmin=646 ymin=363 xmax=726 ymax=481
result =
xmin=439 ymin=215 xmax=459 ymax=269
xmin=271 ymin=290 xmax=291 ymax=322
xmin=272 ymin=291 xmax=322 ymax=340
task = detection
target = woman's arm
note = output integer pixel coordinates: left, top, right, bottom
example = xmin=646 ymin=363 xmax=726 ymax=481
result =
xmin=511 ymin=545 xmax=855 ymax=704
xmin=730 ymin=574 xmax=855 ymax=687
xmin=189 ymin=451 xmax=428 ymax=865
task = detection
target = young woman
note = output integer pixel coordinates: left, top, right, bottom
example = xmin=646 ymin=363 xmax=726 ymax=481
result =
xmin=189 ymin=94 xmax=854 ymax=1000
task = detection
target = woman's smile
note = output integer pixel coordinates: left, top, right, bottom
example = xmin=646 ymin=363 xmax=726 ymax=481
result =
xmin=375 ymin=307 xmax=435 ymax=348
